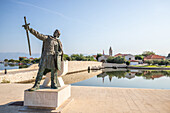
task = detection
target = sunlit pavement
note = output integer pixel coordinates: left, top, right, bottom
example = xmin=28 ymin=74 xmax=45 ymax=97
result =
xmin=0 ymin=84 xmax=170 ymax=113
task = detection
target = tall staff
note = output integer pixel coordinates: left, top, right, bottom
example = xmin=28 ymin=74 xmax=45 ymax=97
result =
xmin=22 ymin=16 xmax=31 ymax=56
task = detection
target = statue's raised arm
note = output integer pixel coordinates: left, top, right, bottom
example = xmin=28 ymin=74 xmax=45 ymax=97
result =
xmin=28 ymin=28 xmax=48 ymax=41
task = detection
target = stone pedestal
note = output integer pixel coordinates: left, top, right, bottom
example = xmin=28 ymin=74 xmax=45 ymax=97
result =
xmin=19 ymin=85 xmax=72 ymax=113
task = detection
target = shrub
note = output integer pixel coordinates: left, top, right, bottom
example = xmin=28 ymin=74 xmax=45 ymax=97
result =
xmin=32 ymin=58 xmax=40 ymax=63
xmin=107 ymin=56 xmax=125 ymax=63
xmin=144 ymin=60 xmax=153 ymax=65
xmin=1 ymin=79 xmax=10 ymax=83
xmin=126 ymin=61 xmax=130 ymax=66
xmin=63 ymin=54 xmax=71 ymax=61
xmin=8 ymin=59 xmax=15 ymax=63
xmin=70 ymin=54 xmax=96 ymax=61
xmin=142 ymin=51 xmax=155 ymax=56
xmin=135 ymin=55 xmax=144 ymax=60
xmin=152 ymin=60 xmax=159 ymax=65
xmin=4 ymin=59 xmax=8 ymax=62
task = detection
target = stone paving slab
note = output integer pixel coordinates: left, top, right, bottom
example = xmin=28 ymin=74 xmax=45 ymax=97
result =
xmin=63 ymin=86 xmax=170 ymax=113
xmin=0 ymin=84 xmax=170 ymax=113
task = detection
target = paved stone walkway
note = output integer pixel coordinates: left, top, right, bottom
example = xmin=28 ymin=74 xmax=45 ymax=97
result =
xmin=0 ymin=84 xmax=170 ymax=113
xmin=63 ymin=86 xmax=170 ymax=113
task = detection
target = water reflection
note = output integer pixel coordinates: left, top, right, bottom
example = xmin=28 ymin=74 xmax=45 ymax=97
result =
xmin=0 ymin=63 xmax=29 ymax=70
xmin=71 ymin=69 xmax=170 ymax=89
xmin=97 ymin=70 xmax=170 ymax=82
xmin=97 ymin=69 xmax=170 ymax=83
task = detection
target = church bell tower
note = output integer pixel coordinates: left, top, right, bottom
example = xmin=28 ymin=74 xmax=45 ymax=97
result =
xmin=109 ymin=46 xmax=112 ymax=56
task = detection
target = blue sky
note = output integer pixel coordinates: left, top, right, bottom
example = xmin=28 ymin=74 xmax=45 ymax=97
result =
xmin=0 ymin=0 xmax=170 ymax=56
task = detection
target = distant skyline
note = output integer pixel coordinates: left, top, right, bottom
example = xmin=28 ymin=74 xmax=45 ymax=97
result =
xmin=0 ymin=0 xmax=170 ymax=56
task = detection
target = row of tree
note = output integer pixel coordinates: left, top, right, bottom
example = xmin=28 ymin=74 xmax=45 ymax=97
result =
xmin=3 ymin=54 xmax=96 ymax=64
xmin=107 ymin=56 xmax=125 ymax=64
xmin=4 ymin=57 xmax=40 ymax=64
xmin=144 ymin=60 xmax=170 ymax=66
xmin=64 ymin=54 xmax=96 ymax=61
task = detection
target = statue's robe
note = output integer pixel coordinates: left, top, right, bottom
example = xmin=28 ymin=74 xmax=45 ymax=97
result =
xmin=29 ymin=28 xmax=63 ymax=73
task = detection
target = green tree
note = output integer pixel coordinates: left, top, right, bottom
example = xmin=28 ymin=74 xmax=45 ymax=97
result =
xmin=152 ymin=60 xmax=159 ymax=65
xmin=31 ymin=58 xmax=40 ymax=63
xmin=135 ymin=55 xmax=144 ymax=60
xmin=8 ymin=59 xmax=15 ymax=63
xmin=126 ymin=61 xmax=130 ymax=66
xmin=19 ymin=57 xmax=27 ymax=61
xmin=107 ymin=56 xmax=125 ymax=63
xmin=71 ymin=54 xmax=85 ymax=61
xmin=15 ymin=60 xmax=20 ymax=63
xmin=107 ymin=56 xmax=114 ymax=63
xmin=144 ymin=60 xmax=153 ymax=65
xmin=96 ymin=53 xmax=102 ymax=61
xmin=114 ymin=56 xmax=125 ymax=63
xmin=158 ymin=60 xmax=166 ymax=65
xmin=165 ymin=60 xmax=170 ymax=66
xmin=63 ymin=54 xmax=71 ymax=61
xmin=4 ymin=59 xmax=8 ymax=62
xmin=142 ymin=51 xmax=155 ymax=56
xmin=24 ymin=59 xmax=31 ymax=63
xmin=167 ymin=53 xmax=170 ymax=58
xmin=34 ymin=58 xmax=40 ymax=63
xmin=84 ymin=56 xmax=96 ymax=61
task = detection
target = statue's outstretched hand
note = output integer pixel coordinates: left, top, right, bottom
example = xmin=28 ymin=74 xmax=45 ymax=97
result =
xmin=22 ymin=24 xmax=30 ymax=31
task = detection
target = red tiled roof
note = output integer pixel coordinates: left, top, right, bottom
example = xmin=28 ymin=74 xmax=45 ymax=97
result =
xmin=114 ymin=53 xmax=133 ymax=57
xmin=93 ymin=55 xmax=97 ymax=58
xmin=144 ymin=55 xmax=165 ymax=60
xmin=19 ymin=57 xmax=27 ymax=58
xmin=114 ymin=53 xmax=123 ymax=57
xmin=151 ymin=75 xmax=164 ymax=79
xmin=130 ymin=60 xmax=139 ymax=62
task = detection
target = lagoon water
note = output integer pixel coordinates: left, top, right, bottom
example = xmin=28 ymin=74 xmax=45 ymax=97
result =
xmin=0 ymin=63 xmax=19 ymax=70
xmin=71 ymin=69 xmax=170 ymax=89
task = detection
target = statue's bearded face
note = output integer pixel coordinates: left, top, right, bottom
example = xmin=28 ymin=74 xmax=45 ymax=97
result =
xmin=53 ymin=29 xmax=60 ymax=38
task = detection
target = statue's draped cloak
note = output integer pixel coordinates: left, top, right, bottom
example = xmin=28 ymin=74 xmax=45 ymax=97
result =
xmin=29 ymin=28 xmax=63 ymax=72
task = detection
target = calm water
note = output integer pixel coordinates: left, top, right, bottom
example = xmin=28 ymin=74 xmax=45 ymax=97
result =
xmin=0 ymin=63 xmax=19 ymax=70
xmin=0 ymin=63 xmax=29 ymax=71
xmin=71 ymin=69 xmax=170 ymax=89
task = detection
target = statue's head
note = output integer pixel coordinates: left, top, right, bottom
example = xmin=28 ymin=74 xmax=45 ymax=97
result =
xmin=53 ymin=29 xmax=60 ymax=38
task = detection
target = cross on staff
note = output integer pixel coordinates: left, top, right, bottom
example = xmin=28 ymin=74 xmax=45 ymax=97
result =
xmin=22 ymin=16 xmax=31 ymax=56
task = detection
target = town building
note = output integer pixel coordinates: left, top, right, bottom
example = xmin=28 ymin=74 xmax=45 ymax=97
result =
xmin=92 ymin=55 xmax=97 ymax=60
xmin=114 ymin=53 xmax=141 ymax=65
xmin=144 ymin=55 xmax=165 ymax=61
xmin=114 ymin=53 xmax=135 ymax=61
xmin=98 ymin=47 xmax=113 ymax=62
xmin=109 ymin=47 xmax=112 ymax=56
xmin=130 ymin=60 xmax=139 ymax=65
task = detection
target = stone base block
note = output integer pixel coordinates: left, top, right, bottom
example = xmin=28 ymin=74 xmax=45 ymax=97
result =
xmin=23 ymin=85 xmax=71 ymax=109
xmin=19 ymin=97 xmax=73 ymax=113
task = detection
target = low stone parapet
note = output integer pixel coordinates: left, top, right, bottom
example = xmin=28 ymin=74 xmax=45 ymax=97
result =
xmin=0 ymin=61 xmax=102 ymax=83
xmin=103 ymin=63 xmax=127 ymax=68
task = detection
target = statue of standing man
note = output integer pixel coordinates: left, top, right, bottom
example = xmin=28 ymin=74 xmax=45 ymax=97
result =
xmin=23 ymin=22 xmax=63 ymax=91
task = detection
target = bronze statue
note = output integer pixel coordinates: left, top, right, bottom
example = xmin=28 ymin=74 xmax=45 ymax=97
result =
xmin=23 ymin=17 xmax=63 ymax=91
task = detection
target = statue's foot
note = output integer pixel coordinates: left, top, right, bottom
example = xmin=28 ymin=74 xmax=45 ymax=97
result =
xmin=28 ymin=86 xmax=39 ymax=91
xmin=51 ymin=86 xmax=58 ymax=89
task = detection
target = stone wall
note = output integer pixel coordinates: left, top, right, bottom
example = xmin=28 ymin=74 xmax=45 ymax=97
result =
xmin=0 ymin=61 xmax=102 ymax=83
xmin=102 ymin=63 xmax=127 ymax=68
xmin=0 ymin=70 xmax=38 ymax=83
xmin=68 ymin=61 xmax=102 ymax=73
